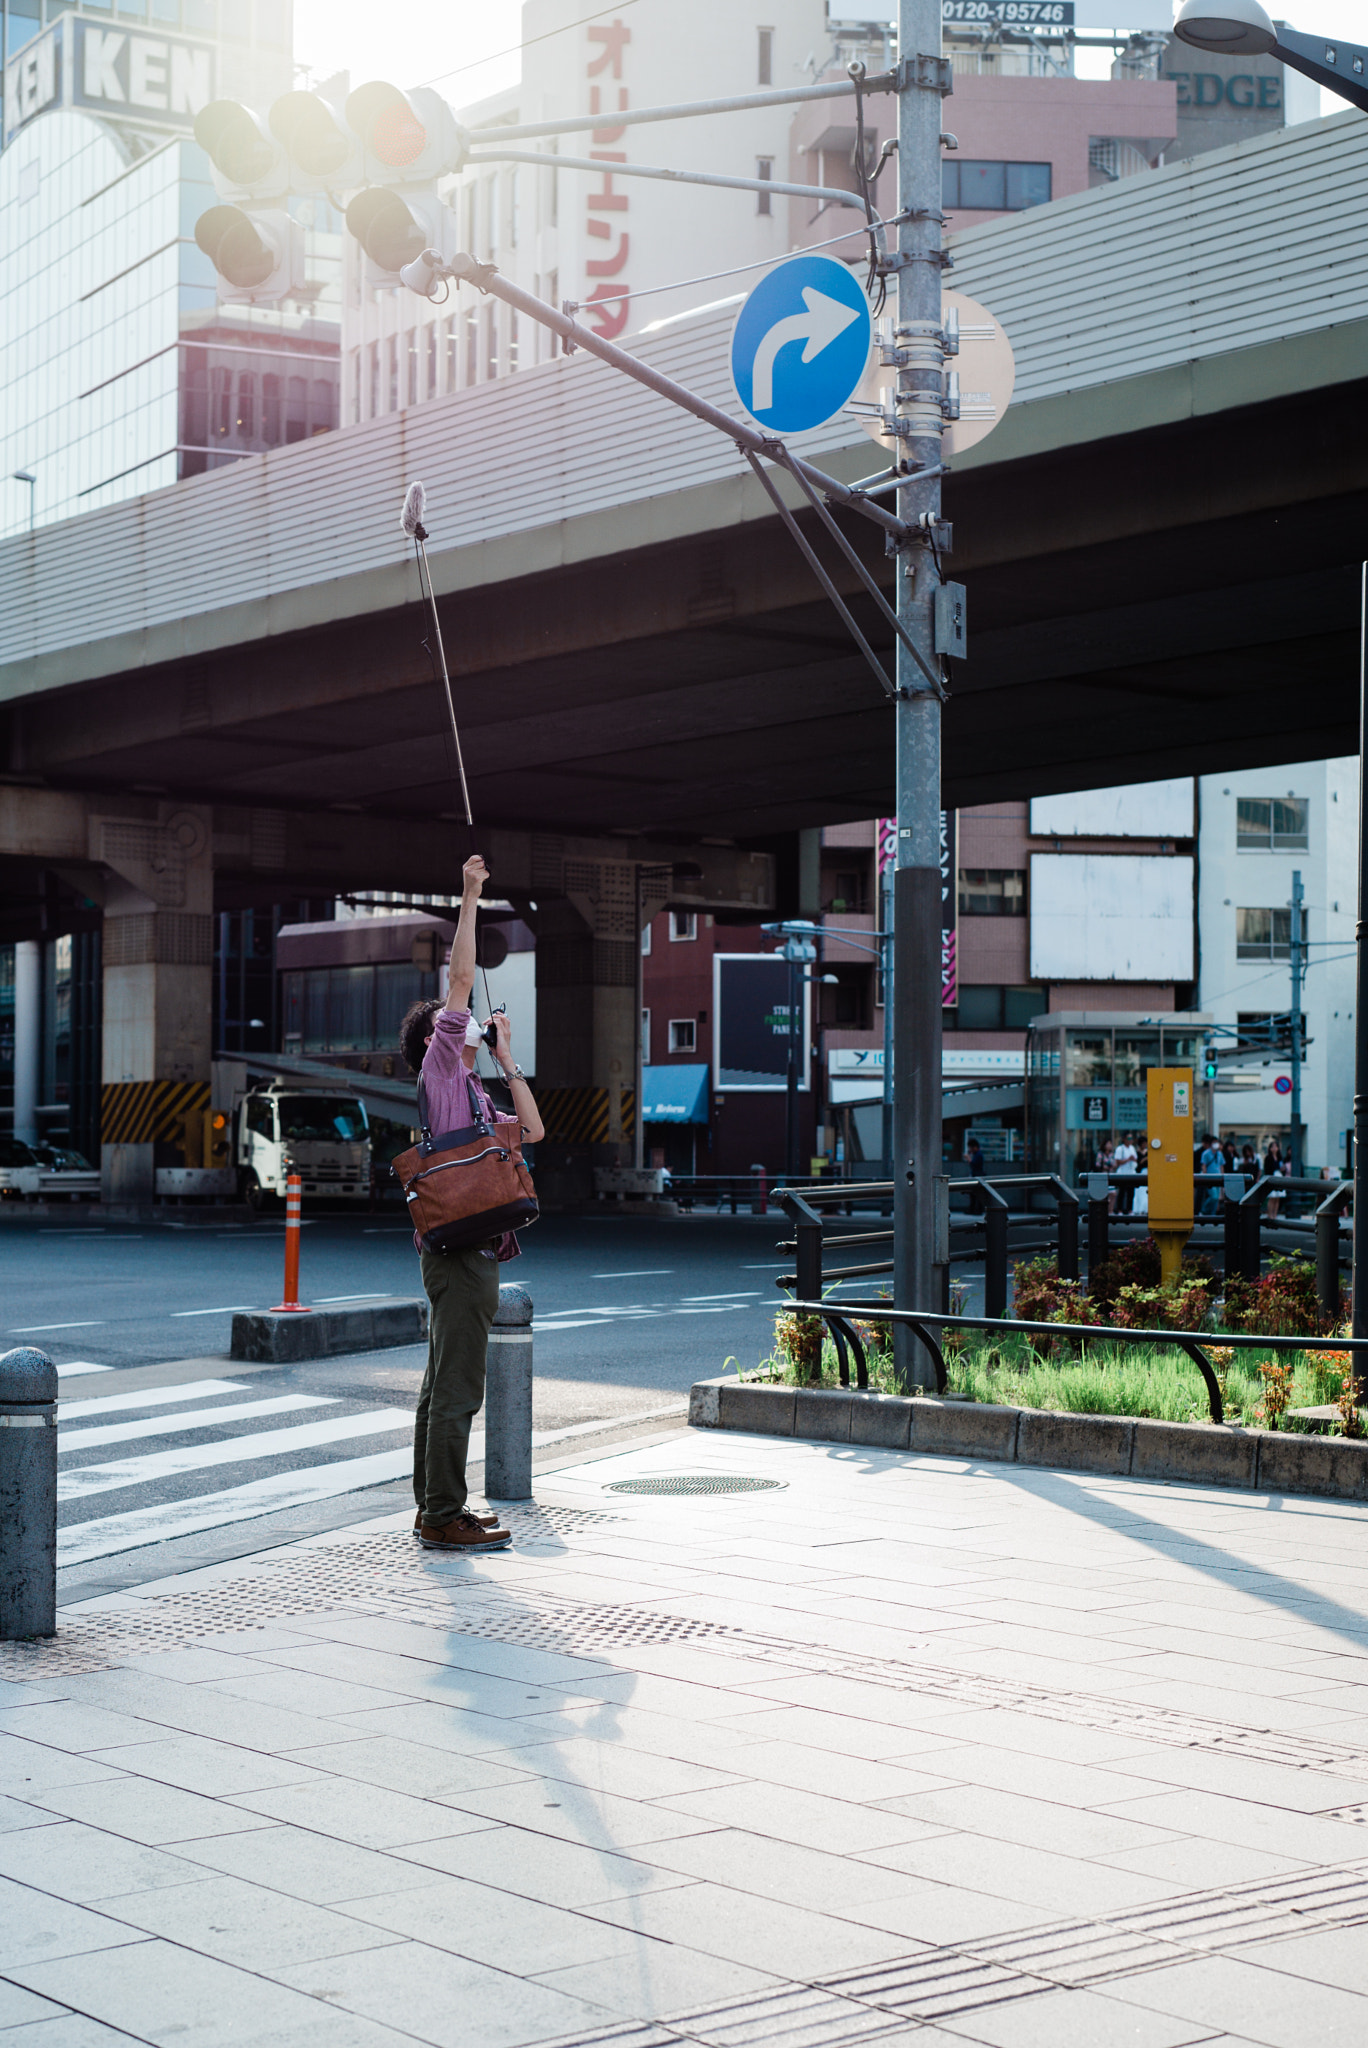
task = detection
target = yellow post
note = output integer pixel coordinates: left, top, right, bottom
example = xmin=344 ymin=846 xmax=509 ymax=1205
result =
xmin=1146 ymin=1067 xmax=1194 ymax=1288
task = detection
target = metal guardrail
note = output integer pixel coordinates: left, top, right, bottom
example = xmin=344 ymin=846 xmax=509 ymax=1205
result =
xmin=786 ymin=1298 xmax=1368 ymax=1425
xmin=775 ymin=1175 xmax=1079 ymax=1317
xmin=1080 ymin=1174 xmax=1352 ymax=1323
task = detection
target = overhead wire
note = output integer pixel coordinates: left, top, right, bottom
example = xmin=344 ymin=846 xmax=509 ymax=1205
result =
xmin=549 ymin=208 xmax=910 ymax=315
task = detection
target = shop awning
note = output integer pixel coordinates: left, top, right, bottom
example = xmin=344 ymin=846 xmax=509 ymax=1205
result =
xmin=640 ymin=1065 xmax=709 ymax=1124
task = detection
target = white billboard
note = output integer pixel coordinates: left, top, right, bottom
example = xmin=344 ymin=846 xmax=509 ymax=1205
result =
xmin=1030 ymin=853 xmax=1194 ymax=981
xmin=1030 ymin=777 xmax=1194 ymax=840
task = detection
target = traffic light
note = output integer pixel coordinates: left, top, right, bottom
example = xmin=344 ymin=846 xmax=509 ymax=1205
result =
xmin=193 ymin=99 xmax=288 ymax=200
xmin=268 ymin=90 xmax=361 ymax=190
xmin=1203 ymin=1052 xmax=1219 ymax=1080
xmin=194 ymin=205 xmax=303 ymax=303
xmin=345 ymin=186 xmax=455 ymax=285
xmin=344 ymin=79 xmax=465 ymax=182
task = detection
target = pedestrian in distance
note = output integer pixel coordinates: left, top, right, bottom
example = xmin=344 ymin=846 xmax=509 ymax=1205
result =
xmin=1263 ymin=1136 xmax=1285 ymax=1221
xmin=398 ymin=854 xmax=545 ymax=1553
xmin=966 ymin=1134 xmax=986 ymax=1213
xmin=1198 ymin=1133 xmax=1222 ymax=1216
xmin=1114 ymin=1131 xmax=1138 ymax=1215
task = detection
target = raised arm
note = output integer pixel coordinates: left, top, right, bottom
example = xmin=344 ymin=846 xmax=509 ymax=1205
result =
xmin=444 ymin=854 xmax=487 ymax=1011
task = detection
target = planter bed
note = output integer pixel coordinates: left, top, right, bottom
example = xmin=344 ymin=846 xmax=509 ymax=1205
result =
xmin=688 ymin=1377 xmax=1368 ymax=1501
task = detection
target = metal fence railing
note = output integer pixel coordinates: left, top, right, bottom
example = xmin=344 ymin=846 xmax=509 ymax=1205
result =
xmin=785 ymin=1298 xmax=1368 ymax=1424
xmin=775 ymin=1175 xmax=1080 ymax=1318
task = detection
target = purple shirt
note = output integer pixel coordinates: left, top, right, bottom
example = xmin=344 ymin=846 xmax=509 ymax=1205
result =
xmin=417 ymin=1007 xmax=522 ymax=1262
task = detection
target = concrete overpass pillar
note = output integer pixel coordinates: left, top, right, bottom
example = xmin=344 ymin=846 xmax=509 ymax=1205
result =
xmin=94 ymin=808 xmax=214 ymax=1206
xmin=533 ymin=861 xmax=639 ymax=1205
xmin=12 ymin=942 xmax=40 ymax=1147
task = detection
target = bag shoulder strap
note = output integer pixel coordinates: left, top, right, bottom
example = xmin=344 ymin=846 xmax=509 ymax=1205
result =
xmin=417 ymin=1072 xmax=431 ymax=1141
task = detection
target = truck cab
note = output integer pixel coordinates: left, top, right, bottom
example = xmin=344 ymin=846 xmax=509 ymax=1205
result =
xmin=236 ymin=1085 xmax=370 ymax=1209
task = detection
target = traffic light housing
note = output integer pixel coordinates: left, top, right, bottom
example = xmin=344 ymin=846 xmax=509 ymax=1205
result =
xmin=1203 ymin=1053 xmax=1219 ymax=1081
xmin=268 ymin=90 xmax=362 ymax=190
xmin=194 ymin=205 xmax=303 ymax=304
xmin=194 ymin=99 xmax=288 ymax=200
xmin=344 ymin=79 xmax=465 ymax=182
xmin=345 ymin=187 xmax=455 ymax=285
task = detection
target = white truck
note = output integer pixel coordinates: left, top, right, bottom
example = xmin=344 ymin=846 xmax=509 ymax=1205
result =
xmin=233 ymin=1080 xmax=371 ymax=1210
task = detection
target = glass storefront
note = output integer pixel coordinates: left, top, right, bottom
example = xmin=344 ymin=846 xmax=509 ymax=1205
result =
xmin=1027 ymin=1013 xmax=1212 ymax=1183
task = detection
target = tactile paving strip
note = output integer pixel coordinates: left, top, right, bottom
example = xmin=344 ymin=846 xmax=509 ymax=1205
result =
xmin=9 ymin=1517 xmax=1368 ymax=1788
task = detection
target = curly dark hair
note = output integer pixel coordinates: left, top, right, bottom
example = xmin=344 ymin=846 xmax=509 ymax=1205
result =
xmin=399 ymin=998 xmax=444 ymax=1075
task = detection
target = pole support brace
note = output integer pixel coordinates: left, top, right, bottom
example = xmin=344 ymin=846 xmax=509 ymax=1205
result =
xmin=894 ymin=53 xmax=954 ymax=95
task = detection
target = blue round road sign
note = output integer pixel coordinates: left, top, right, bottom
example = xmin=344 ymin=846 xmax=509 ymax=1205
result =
xmin=1274 ymin=1074 xmax=1293 ymax=1095
xmin=731 ymin=253 xmax=872 ymax=433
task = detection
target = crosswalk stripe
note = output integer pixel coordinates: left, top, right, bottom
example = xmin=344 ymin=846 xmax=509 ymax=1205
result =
xmin=55 ymin=1449 xmax=415 ymax=1567
xmin=53 ymin=1402 xmax=690 ymax=1568
xmin=61 ymin=1379 xmax=248 ymax=1421
xmin=61 ymin=1394 xmax=339 ymax=1453
xmin=58 ymin=1407 xmax=414 ymax=1504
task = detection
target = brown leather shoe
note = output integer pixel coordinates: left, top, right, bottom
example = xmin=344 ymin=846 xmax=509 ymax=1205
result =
xmin=414 ymin=1508 xmax=499 ymax=1536
xmin=419 ymin=1512 xmax=512 ymax=1551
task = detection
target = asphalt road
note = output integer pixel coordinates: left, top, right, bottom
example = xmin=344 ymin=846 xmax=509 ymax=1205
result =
xmin=1 ymin=1209 xmax=812 ymax=1590
xmin=1 ymin=1209 xmax=793 ymax=1383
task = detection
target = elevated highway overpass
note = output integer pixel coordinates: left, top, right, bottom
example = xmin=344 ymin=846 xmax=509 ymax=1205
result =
xmin=1 ymin=110 xmax=1364 ymax=1193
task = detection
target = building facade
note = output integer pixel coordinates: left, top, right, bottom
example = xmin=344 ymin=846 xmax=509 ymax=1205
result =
xmin=0 ymin=1 xmax=340 ymax=542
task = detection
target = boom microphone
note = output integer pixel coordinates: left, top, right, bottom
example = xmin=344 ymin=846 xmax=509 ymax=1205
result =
xmin=398 ymin=482 xmax=473 ymax=831
xmin=400 ymin=480 xmax=427 ymax=539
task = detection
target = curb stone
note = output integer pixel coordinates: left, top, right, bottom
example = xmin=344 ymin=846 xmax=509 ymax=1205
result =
xmin=230 ymin=1300 xmax=427 ymax=1362
xmin=690 ymin=1377 xmax=1368 ymax=1502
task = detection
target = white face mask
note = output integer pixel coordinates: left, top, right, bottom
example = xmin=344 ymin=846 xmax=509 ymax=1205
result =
xmin=464 ymin=1016 xmax=485 ymax=1049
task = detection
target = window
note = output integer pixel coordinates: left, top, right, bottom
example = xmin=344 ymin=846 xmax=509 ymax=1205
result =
xmin=245 ymin=1096 xmax=274 ymax=1138
xmin=758 ymin=26 xmax=773 ymax=85
xmin=641 ymin=1007 xmax=651 ymax=1058
xmin=942 ymin=160 xmax=1051 ymax=212
xmin=640 ymin=922 xmax=652 ymax=956
xmin=954 ymin=984 xmax=1047 ymax=1030
xmin=669 ymin=911 xmax=697 ymax=942
xmin=367 ymin=341 xmax=379 ymax=417
xmin=1236 ymin=908 xmax=1294 ymax=960
xmin=959 ymin=868 xmax=1026 ymax=916
xmin=311 ymin=379 xmax=333 ymax=434
xmin=236 ymin=371 xmax=255 ymax=439
xmin=669 ymin=1018 xmax=697 ymax=1053
xmin=757 ymin=158 xmax=773 ymax=216
xmin=1237 ymin=796 xmax=1308 ymax=850
xmin=385 ymin=337 xmax=398 ymax=412
xmin=286 ymin=377 xmax=307 ymax=442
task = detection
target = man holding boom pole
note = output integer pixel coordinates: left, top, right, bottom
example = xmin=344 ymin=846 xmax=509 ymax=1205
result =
xmin=398 ymin=854 xmax=544 ymax=1551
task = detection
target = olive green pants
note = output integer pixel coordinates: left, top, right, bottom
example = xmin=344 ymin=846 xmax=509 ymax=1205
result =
xmin=414 ymin=1246 xmax=499 ymax=1526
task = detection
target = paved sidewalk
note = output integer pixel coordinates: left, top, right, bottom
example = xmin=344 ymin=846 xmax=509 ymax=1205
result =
xmin=4 ymin=1430 xmax=1368 ymax=2048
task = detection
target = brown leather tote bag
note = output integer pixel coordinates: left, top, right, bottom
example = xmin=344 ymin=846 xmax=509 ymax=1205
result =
xmin=393 ymin=1073 xmax=538 ymax=1252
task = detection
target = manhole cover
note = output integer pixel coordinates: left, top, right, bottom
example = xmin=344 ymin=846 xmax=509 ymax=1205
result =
xmin=605 ymin=1475 xmax=787 ymax=1496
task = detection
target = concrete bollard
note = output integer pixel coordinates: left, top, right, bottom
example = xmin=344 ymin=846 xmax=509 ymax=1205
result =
xmin=484 ymin=1283 xmax=533 ymax=1501
xmin=0 ymin=1346 xmax=58 ymax=1640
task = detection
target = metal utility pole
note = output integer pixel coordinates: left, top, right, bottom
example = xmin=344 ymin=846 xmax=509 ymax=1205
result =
xmin=892 ymin=0 xmax=950 ymax=1387
xmin=786 ymin=946 xmax=800 ymax=1181
xmin=1289 ymin=869 xmax=1305 ymax=1182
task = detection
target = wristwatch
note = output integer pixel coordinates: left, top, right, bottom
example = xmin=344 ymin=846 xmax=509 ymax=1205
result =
xmin=503 ymin=1063 xmax=525 ymax=1081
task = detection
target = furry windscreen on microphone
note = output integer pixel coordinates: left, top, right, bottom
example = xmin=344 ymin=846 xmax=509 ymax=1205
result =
xmin=400 ymin=481 xmax=427 ymax=537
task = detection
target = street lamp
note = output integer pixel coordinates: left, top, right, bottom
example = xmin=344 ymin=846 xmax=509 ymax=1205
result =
xmin=10 ymin=471 xmax=34 ymax=533
xmin=1173 ymin=1 xmax=1368 ymax=110
xmin=765 ymin=919 xmax=892 ymax=1181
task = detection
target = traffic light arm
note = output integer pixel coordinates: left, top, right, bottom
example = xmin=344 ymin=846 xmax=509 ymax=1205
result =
xmin=1273 ymin=26 xmax=1368 ymax=114
xmin=466 ymin=147 xmax=869 ymax=211
xmin=433 ymin=256 xmax=912 ymax=545
xmin=479 ymin=72 xmax=896 ymax=146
